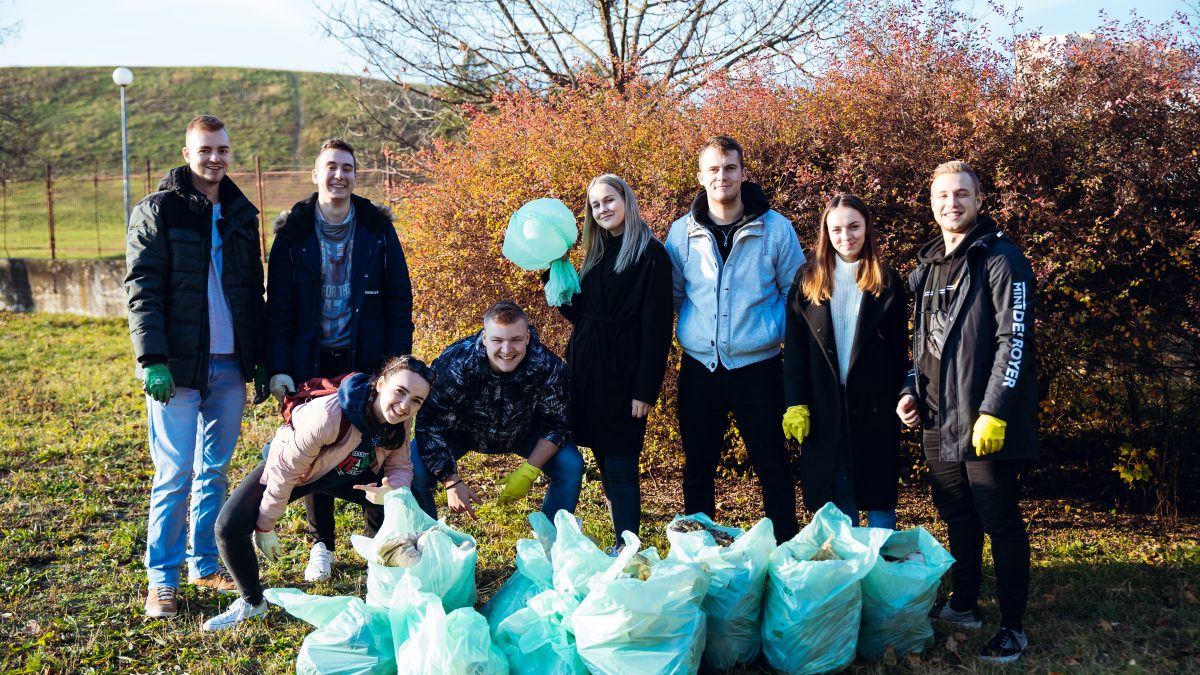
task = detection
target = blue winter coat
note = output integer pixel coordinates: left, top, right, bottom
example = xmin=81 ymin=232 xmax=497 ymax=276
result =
xmin=266 ymin=193 xmax=414 ymax=381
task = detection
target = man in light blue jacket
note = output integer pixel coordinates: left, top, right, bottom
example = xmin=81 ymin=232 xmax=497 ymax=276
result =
xmin=665 ymin=135 xmax=805 ymax=543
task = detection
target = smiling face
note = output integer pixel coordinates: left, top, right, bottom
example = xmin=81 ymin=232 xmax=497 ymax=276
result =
xmin=826 ymin=205 xmax=867 ymax=262
xmin=312 ymin=147 xmax=357 ymax=202
xmin=482 ymin=317 xmax=530 ymax=374
xmin=696 ymin=147 xmax=745 ymax=207
xmin=182 ymin=127 xmax=231 ymax=188
xmin=930 ymin=172 xmax=983 ymax=234
xmin=373 ymin=368 xmax=431 ymax=426
xmin=588 ymin=182 xmax=627 ymax=235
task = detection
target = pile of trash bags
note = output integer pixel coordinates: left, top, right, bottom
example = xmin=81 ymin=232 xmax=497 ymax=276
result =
xmin=266 ymin=493 xmax=954 ymax=674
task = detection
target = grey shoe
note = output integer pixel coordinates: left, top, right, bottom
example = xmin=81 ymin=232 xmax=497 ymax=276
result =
xmin=928 ymin=597 xmax=983 ymax=629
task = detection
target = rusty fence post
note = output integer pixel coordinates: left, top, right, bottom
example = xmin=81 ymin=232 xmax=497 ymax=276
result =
xmin=255 ymin=155 xmax=267 ymax=263
xmin=94 ymin=159 xmax=102 ymax=257
xmin=46 ymin=163 xmax=56 ymax=260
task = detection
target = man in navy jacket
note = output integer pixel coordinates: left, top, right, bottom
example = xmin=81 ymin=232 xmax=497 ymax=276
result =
xmin=265 ymin=138 xmax=414 ymax=581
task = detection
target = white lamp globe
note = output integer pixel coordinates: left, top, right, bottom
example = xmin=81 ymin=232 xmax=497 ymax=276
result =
xmin=112 ymin=67 xmax=134 ymax=86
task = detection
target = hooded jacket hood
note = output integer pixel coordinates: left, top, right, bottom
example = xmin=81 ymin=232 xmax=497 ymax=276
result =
xmin=336 ymin=372 xmax=408 ymax=447
xmin=272 ymin=192 xmax=395 ymax=238
xmin=917 ymin=214 xmax=999 ymax=264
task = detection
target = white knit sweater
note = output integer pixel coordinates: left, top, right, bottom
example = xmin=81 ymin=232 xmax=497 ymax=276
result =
xmin=831 ymin=257 xmax=863 ymax=384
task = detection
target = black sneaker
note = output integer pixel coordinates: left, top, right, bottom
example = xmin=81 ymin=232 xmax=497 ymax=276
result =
xmin=979 ymin=626 xmax=1028 ymax=664
xmin=928 ymin=598 xmax=983 ymax=629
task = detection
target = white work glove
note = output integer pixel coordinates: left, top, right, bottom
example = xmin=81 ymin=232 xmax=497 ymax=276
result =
xmin=269 ymin=374 xmax=296 ymax=404
xmin=254 ymin=529 xmax=281 ymax=563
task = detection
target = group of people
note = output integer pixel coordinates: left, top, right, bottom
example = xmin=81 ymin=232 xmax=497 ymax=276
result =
xmin=125 ymin=115 xmax=1037 ymax=664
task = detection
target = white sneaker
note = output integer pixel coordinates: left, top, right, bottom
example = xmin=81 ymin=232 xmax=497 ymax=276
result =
xmin=201 ymin=597 xmax=267 ymax=632
xmin=304 ymin=542 xmax=334 ymax=582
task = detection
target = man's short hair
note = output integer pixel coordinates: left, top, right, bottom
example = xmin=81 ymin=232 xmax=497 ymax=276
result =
xmin=483 ymin=300 xmax=529 ymax=327
xmin=186 ymin=115 xmax=225 ymax=135
xmin=932 ymin=160 xmax=982 ymax=194
xmin=698 ymin=135 xmax=744 ymax=167
xmin=318 ymin=137 xmax=356 ymax=167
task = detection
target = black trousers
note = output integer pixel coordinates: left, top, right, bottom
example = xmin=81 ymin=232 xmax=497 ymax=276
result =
xmin=594 ymin=451 xmax=641 ymax=540
xmin=303 ymin=349 xmax=355 ymax=550
xmin=924 ymin=429 xmax=1030 ymax=630
xmin=215 ymin=459 xmax=384 ymax=605
xmin=677 ymin=353 xmax=798 ymax=543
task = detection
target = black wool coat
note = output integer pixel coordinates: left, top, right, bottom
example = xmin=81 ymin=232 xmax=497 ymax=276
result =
xmin=783 ymin=264 xmax=909 ymax=511
xmin=556 ymin=235 xmax=674 ymax=455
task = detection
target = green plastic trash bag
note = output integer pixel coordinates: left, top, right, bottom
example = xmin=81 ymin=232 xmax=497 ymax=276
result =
xmin=351 ymin=487 xmax=477 ymax=611
xmin=495 ymin=588 xmax=588 ymax=675
xmin=264 ymin=588 xmax=395 ymax=675
xmin=573 ymin=532 xmax=710 ymax=675
xmin=550 ymin=509 xmax=614 ymax=600
xmin=666 ymin=514 xmax=775 ymax=670
xmin=502 ymin=198 xmax=581 ymax=307
xmin=482 ymin=512 xmax=557 ymax=633
xmin=389 ymin=575 xmax=510 ymax=675
xmin=761 ymin=503 xmax=888 ymax=675
xmin=852 ymin=526 xmax=955 ymax=659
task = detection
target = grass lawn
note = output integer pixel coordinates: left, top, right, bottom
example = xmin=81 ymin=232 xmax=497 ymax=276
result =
xmin=0 ymin=311 xmax=1196 ymax=673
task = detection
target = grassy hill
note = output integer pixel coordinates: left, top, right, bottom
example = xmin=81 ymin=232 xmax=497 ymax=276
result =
xmin=2 ymin=66 xmax=395 ymax=176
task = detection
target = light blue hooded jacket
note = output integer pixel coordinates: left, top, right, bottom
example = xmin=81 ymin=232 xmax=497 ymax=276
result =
xmin=666 ymin=185 xmax=805 ymax=371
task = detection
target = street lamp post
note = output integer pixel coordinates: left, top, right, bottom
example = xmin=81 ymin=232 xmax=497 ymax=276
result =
xmin=112 ymin=67 xmax=134 ymax=226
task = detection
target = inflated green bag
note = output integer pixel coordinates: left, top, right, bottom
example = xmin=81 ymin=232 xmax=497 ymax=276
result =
xmin=761 ymin=503 xmax=889 ymax=675
xmin=502 ymin=198 xmax=580 ymax=307
xmin=852 ymin=526 xmax=955 ymax=659
xmin=481 ymin=511 xmax=557 ymax=633
xmin=350 ymin=487 xmax=477 ymax=611
xmin=264 ymin=588 xmax=395 ymax=675
xmin=389 ymin=574 xmax=510 ymax=675
xmin=495 ymin=588 xmax=588 ymax=675
xmin=549 ymin=510 xmax=615 ymax=600
xmin=665 ymin=514 xmax=776 ymax=670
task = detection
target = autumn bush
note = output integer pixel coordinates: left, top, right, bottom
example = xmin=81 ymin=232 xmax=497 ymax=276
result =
xmin=392 ymin=1 xmax=1200 ymax=515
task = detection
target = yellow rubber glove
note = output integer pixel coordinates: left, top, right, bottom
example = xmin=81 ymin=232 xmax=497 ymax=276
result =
xmin=782 ymin=404 xmax=811 ymax=442
xmin=972 ymin=414 xmax=1007 ymax=455
xmin=497 ymin=461 xmax=542 ymax=504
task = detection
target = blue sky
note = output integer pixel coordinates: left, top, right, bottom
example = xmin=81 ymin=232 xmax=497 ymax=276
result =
xmin=0 ymin=0 xmax=1188 ymax=75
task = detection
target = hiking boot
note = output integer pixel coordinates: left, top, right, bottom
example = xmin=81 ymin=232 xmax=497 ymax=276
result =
xmin=145 ymin=585 xmax=178 ymax=618
xmin=189 ymin=570 xmax=238 ymax=594
xmin=929 ymin=598 xmax=983 ymax=629
xmin=979 ymin=626 xmax=1028 ymax=664
xmin=304 ymin=542 xmax=334 ymax=582
xmin=201 ymin=597 xmax=268 ymax=632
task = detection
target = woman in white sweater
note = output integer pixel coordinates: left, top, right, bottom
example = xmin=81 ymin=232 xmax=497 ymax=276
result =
xmin=782 ymin=194 xmax=909 ymax=527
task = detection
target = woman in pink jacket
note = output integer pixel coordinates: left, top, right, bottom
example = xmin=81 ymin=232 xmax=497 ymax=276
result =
xmin=203 ymin=355 xmax=433 ymax=631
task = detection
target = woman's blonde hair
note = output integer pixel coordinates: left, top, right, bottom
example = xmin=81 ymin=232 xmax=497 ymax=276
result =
xmin=797 ymin=193 xmax=887 ymax=305
xmin=580 ymin=174 xmax=653 ymax=278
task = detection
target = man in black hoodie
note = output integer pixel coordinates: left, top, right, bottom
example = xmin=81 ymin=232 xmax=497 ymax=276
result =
xmin=897 ymin=161 xmax=1038 ymax=664
xmin=125 ymin=115 xmax=268 ymax=619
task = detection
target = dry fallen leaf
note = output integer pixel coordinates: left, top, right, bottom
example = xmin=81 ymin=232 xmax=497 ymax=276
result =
xmin=1183 ymin=589 xmax=1198 ymax=604
xmin=945 ymin=635 xmax=959 ymax=653
xmin=882 ymin=646 xmax=898 ymax=666
xmin=1099 ymin=620 xmax=1114 ymax=631
xmin=953 ymin=631 xmax=968 ymax=643
xmin=1065 ymin=656 xmax=1081 ymax=666
xmin=906 ymin=652 xmax=924 ymax=667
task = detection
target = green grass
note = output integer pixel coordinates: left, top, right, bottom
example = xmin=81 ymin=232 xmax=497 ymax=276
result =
xmin=0 ymin=311 xmax=1197 ymax=673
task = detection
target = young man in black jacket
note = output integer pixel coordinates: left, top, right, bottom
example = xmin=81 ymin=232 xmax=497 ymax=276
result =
xmin=265 ymin=138 xmax=414 ymax=582
xmin=897 ymin=161 xmax=1038 ymax=663
xmin=125 ymin=115 xmax=268 ymax=619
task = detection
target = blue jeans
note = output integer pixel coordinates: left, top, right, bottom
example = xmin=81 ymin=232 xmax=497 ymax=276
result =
xmin=409 ymin=435 xmax=584 ymax=520
xmin=831 ymin=447 xmax=898 ymax=530
xmin=144 ymin=355 xmax=245 ymax=587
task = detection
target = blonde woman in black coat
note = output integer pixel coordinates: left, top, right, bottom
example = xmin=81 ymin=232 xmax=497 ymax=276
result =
xmin=552 ymin=174 xmax=674 ymax=545
xmin=782 ymin=193 xmax=909 ymax=528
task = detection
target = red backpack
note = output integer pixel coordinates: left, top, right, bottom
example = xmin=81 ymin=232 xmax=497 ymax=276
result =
xmin=281 ymin=373 xmax=357 ymax=442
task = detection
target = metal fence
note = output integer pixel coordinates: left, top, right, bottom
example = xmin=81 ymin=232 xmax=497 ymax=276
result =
xmin=0 ymin=159 xmax=393 ymax=259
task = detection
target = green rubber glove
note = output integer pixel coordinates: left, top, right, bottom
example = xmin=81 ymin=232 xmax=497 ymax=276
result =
xmin=782 ymin=404 xmax=811 ymax=442
xmin=972 ymin=414 xmax=1007 ymax=455
xmin=497 ymin=461 xmax=542 ymax=505
xmin=252 ymin=363 xmax=270 ymax=405
xmin=143 ymin=363 xmax=175 ymax=405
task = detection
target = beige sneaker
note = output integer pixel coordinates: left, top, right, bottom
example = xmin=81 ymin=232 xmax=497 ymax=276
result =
xmin=145 ymin=586 xmax=178 ymax=618
xmin=188 ymin=570 xmax=238 ymax=594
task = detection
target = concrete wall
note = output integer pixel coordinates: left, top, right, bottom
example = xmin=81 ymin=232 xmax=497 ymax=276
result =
xmin=0 ymin=258 xmax=127 ymax=318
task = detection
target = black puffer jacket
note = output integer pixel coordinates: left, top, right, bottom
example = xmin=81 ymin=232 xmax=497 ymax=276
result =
xmin=124 ymin=166 xmax=265 ymax=390
xmin=901 ymin=215 xmax=1038 ymax=462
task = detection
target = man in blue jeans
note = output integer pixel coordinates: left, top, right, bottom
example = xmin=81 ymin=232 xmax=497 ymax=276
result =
xmin=411 ymin=301 xmax=583 ymax=519
xmin=125 ymin=115 xmax=269 ymax=619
